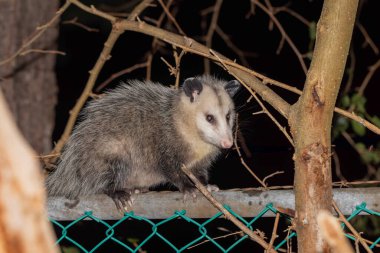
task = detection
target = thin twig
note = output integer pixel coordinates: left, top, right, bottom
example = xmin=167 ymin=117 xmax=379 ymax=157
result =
xmin=332 ymin=201 xmax=373 ymax=253
xmin=62 ymin=17 xmax=100 ymax=32
xmin=204 ymin=0 xmax=223 ymax=74
xmin=215 ymin=25 xmax=255 ymax=66
xmin=145 ymin=0 xmax=175 ymax=80
xmin=173 ymin=48 xmax=186 ymax=89
xmin=19 ymin=49 xmax=66 ymax=56
xmin=157 ymin=0 xmax=186 ymax=36
xmin=69 ymin=1 xmax=116 ymax=22
xmin=251 ymin=0 xmax=307 ymax=74
xmin=357 ymin=58 xmax=380 ymax=97
xmin=357 ymin=23 xmax=379 ymax=55
xmin=96 ymin=62 xmax=148 ymax=92
xmin=180 ymin=165 xmax=277 ymax=252
xmin=266 ymin=212 xmax=280 ymax=252
xmin=187 ymin=231 xmax=244 ymax=250
xmin=273 ymin=6 xmax=310 ymax=26
xmin=234 ymin=114 xmax=267 ymax=187
xmin=334 ymin=108 xmax=380 ymax=135
xmin=262 ymin=171 xmax=284 ymax=186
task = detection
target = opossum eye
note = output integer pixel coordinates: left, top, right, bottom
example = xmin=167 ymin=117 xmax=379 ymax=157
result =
xmin=206 ymin=114 xmax=215 ymax=124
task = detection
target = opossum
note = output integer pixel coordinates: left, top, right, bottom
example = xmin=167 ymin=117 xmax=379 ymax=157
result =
xmin=46 ymin=75 xmax=240 ymax=210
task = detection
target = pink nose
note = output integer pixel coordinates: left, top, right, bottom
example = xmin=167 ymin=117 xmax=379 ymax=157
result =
xmin=221 ymin=139 xmax=233 ymax=149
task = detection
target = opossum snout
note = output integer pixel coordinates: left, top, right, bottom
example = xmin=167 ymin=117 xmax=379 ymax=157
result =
xmin=221 ymin=139 xmax=233 ymax=149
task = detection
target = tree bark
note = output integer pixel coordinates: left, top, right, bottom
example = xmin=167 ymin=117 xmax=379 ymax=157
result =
xmin=0 ymin=91 xmax=58 ymax=253
xmin=0 ymin=0 xmax=58 ymax=154
xmin=288 ymin=1 xmax=358 ymax=252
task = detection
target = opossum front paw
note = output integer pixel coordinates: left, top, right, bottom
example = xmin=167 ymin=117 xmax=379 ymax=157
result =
xmin=107 ymin=190 xmax=135 ymax=213
xmin=206 ymin=184 xmax=219 ymax=192
xmin=182 ymin=188 xmax=198 ymax=203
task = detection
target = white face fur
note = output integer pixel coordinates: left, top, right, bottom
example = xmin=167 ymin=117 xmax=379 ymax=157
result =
xmin=181 ymin=76 xmax=240 ymax=149
xmin=194 ymin=85 xmax=235 ymax=149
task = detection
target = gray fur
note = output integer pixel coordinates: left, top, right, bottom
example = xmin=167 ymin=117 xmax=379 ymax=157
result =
xmin=46 ymin=75 xmax=240 ymax=200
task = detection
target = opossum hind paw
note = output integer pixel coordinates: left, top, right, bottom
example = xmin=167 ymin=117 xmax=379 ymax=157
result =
xmin=107 ymin=190 xmax=135 ymax=213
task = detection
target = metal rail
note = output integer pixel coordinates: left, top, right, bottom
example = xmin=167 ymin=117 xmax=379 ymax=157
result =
xmin=47 ymin=187 xmax=380 ymax=220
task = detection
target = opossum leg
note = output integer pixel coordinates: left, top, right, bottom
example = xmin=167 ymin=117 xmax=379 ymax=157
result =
xmin=104 ymin=157 xmax=134 ymax=212
xmin=106 ymin=189 xmax=134 ymax=213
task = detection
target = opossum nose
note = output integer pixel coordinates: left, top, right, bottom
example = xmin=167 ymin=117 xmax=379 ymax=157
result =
xmin=221 ymin=139 xmax=233 ymax=149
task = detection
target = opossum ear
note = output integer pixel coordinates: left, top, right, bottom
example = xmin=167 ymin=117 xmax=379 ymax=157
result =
xmin=225 ymin=80 xmax=241 ymax=97
xmin=183 ymin=77 xmax=203 ymax=103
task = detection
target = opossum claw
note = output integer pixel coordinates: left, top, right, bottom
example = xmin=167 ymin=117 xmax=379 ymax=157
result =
xmin=107 ymin=190 xmax=133 ymax=213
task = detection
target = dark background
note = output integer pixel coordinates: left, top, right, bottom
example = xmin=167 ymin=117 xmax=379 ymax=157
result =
xmin=51 ymin=0 xmax=380 ymax=251
xmin=54 ymin=0 xmax=380 ymax=188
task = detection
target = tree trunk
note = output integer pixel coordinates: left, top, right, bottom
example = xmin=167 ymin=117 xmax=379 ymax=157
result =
xmin=0 ymin=0 xmax=58 ymax=154
xmin=0 ymin=90 xmax=58 ymax=253
xmin=288 ymin=1 xmax=358 ymax=252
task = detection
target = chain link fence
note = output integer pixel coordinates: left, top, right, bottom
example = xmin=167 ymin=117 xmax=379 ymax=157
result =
xmin=50 ymin=202 xmax=380 ymax=252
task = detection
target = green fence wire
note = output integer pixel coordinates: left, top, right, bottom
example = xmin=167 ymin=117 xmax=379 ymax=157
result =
xmin=51 ymin=202 xmax=380 ymax=252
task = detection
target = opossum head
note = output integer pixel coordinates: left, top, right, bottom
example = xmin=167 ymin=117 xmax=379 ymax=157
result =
xmin=181 ymin=75 xmax=241 ymax=149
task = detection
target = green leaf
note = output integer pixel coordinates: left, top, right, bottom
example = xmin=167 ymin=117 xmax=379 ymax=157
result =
xmin=351 ymin=121 xmax=366 ymax=136
xmin=355 ymin=142 xmax=366 ymax=152
xmin=351 ymin=93 xmax=367 ymax=114
xmin=333 ymin=116 xmax=349 ymax=138
xmin=361 ymin=151 xmax=373 ymax=164
xmin=341 ymin=95 xmax=351 ymax=108
xmin=370 ymin=115 xmax=380 ymax=128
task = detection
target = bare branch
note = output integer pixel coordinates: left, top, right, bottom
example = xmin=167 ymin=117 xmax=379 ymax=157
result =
xmin=204 ymin=0 xmax=223 ymax=74
xmin=251 ymin=0 xmax=308 ymax=74
xmin=96 ymin=62 xmax=148 ymax=92
xmin=233 ymin=114 xmax=267 ymax=188
xmin=157 ymin=0 xmax=186 ymax=36
xmin=180 ymin=165 xmax=277 ymax=252
xmin=357 ymin=23 xmax=379 ymax=55
xmin=62 ymin=17 xmax=100 ymax=32
xmin=266 ymin=212 xmax=281 ymax=252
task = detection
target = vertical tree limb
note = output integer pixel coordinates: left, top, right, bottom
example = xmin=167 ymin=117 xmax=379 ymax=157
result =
xmin=0 ymin=91 xmax=58 ymax=253
xmin=288 ymin=1 xmax=359 ymax=252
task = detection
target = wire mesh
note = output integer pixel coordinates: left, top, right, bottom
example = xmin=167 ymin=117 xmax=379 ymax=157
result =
xmin=50 ymin=202 xmax=380 ymax=252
